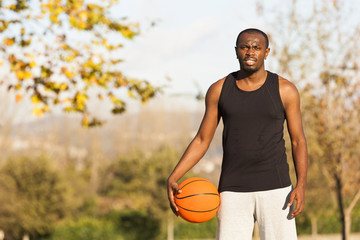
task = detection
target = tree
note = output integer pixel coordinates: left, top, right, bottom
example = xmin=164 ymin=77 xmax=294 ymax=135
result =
xmin=99 ymin=146 xmax=182 ymax=214
xmin=98 ymin=146 xmax=187 ymax=239
xmin=51 ymin=217 xmax=123 ymax=240
xmin=0 ymin=0 xmax=160 ymax=126
xmin=304 ymin=71 xmax=360 ymax=240
xmin=258 ymin=0 xmax=360 ymax=239
xmin=0 ymin=156 xmax=70 ymax=240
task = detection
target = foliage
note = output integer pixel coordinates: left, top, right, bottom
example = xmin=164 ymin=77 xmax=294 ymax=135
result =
xmin=105 ymin=210 xmax=160 ymax=240
xmin=98 ymin=146 xmax=186 ymax=238
xmin=0 ymin=156 xmax=69 ymax=240
xmin=174 ymin=217 xmax=217 ymax=239
xmin=295 ymin=214 xmax=312 ymax=235
xmin=258 ymin=0 xmax=360 ymax=237
xmin=50 ymin=217 xmax=122 ymax=240
xmin=99 ymin=146 xmax=182 ymax=215
xmin=0 ymin=0 xmax=160 ymax=126
xmin=60 ymin=165 xmax=100 ymax=219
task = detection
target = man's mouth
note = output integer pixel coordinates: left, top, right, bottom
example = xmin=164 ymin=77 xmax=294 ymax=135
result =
xmin=244 ymin=58 xmax=256 ymax=65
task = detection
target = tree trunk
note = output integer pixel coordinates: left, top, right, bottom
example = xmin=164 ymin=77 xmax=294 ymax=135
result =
xmin=334 ymin=173 xmax=348 ymax=240
xmin=344 ymin=210 xmax=351 ymax=240
xmin=334 ymin=173 xmax=346 ymax=240
xmin=310 ymin=216 xmax=318 ymax=240
xmin=22 ymin=233 xmax=30 ymax=240
xmin=344 ymin=190 xmax=360 ymax=240
xmin=167 ymin=214 xmax=174 ymax=240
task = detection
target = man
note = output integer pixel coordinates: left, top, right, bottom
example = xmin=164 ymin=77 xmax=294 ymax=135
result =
xmin=167 ymin=28 xmax=308 ymax=240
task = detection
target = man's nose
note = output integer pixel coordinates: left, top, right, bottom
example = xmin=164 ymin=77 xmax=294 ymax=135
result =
xmin=246 ymin=48 xmax=255 ymax=55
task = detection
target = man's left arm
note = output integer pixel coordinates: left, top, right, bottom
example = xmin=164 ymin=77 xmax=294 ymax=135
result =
xmin=279 ymin=77 xmax=308 ymax=218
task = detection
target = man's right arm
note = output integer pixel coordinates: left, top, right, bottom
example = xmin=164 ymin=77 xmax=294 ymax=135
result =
xmin=167 ymin=78 xmax=224 ymax=215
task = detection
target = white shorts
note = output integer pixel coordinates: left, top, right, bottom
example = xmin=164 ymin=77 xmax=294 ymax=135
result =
xmin=216 ymin=185 xmax=297 ymax=240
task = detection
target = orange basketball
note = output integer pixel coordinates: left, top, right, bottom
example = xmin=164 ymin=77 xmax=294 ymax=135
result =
xmin=175 ymin=177 xmax=220 ymax=223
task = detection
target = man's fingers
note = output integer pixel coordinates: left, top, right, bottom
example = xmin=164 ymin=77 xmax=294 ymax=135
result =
xmin=168 ymin=184 xmax=182 ymax=216
xmin=287 ymin=192 xmax=295 ymax=207
xmin=291 ymin=200 xmax=304 ymax=217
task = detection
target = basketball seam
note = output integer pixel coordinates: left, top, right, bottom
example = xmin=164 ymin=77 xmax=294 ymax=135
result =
xmin=179 ymin=179 xmax=208 ymax=190
xmin=177 ymin=204 xmax=220 ymax=213
xmin=175 ymin=192 xmax=219 ymax=199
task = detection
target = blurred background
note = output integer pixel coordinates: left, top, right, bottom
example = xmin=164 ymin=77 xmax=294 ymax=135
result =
xmin=0 ymin=0 xmax=359 ymax=239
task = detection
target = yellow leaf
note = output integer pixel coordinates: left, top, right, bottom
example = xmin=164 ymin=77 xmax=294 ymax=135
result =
xmin=90 ymin=76 xmax=97 ymax=82
xmin=65 ymin=70 xmax=75 ymax=78
xmin=32 ymin=106 xmax=44 ymax=116
xmin=31 ymin=95 xmax=41 ymax=103
xmin=24 ymin=53 xmax=34 ymax=58
xmin=60 ymin=83 xmax=68 ymax=90
xmin=15 ymin=94 xmax=22 ymax=103
xmin=29 ymin=61 xmax=36 ymax=67
xmin=76 ymin=93 xmax=87 ymax=104
xmin=16 ymin=71 xmax=25 ymax=80
xmin=82 ymin=116 xmax=88 ymax=127
xmin=43 ymin=105 xmax=50 ymax=112
xmin=79 ymin=11 xmax=88 ymax=20
xmin=128 ymin=90 xmax=136 ymax=99
xmin=24 ymin=71 xmax=32 ymax=79
xmin=65 ymin=55 xmax=75 ymax=62
xmin=3 ymin=38 xmax=15 ymax=46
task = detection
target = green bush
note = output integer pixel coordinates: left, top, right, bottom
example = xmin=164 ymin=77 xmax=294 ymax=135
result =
xmin=318 ymin=216 xmax=342 ymax=234
xmin=351 ymin=204 xmax=360 ymax=232
xmin=174 ymin=217 xmax=217 ymax=239
xmin=296 ymin=214 xmax=312 ymax=235
xmin=51 ymin=217 xmax=122 ymax=240
xmin=106 ymin=210 xmax=161 ymax=240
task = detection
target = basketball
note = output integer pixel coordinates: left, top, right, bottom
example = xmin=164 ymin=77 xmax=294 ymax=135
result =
xmin=175 ymin=177 xmax=220 ymax=223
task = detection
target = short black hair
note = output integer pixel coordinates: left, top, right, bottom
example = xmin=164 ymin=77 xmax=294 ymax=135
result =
xmin=236 ymin=28 xmax=269 ymax=48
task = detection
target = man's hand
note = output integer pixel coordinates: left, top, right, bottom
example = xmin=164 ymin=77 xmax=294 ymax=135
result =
xmin=167 ymin=180 xmax=182 ymax=216
xmin=287 ymin=185 xmax=305 ymax=218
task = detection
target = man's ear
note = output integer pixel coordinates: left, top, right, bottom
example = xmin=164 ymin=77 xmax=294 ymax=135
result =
xmin=265 ymin=48 xmax=270 ymax=59
xmin=235 ymin=47 xmax=239 ymax=59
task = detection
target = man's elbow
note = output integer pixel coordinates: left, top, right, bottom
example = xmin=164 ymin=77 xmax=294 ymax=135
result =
xmin=291 ymin=136 xmax=307 ymax=149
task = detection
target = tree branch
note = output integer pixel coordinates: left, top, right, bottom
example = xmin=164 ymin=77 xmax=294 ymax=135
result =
xmin=346 ymin=188 xmax=360 ymax=214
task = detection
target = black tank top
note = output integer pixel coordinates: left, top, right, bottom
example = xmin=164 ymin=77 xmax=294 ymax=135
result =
xmin=218 ymin=71 xmax=291 ymax=192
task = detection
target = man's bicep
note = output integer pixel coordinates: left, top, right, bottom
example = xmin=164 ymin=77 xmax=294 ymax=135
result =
xmin=197 ymin=81 xmax=222 ymax=141
xmin=284 ymin=85 xmax=304 ymax=140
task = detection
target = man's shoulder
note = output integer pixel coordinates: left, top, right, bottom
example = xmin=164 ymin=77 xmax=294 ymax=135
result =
xmin=277 ymin=75 xmax=298 ymax=93
xmin=208 ymin=75 xmax=227 ymax=92
xmin=211 ymin=70 xmax=238 ymax=89
xmin=276 ymin=75 xmax=300 ymax=108
xmin=205 ymin=76 xmax=228 ymax=103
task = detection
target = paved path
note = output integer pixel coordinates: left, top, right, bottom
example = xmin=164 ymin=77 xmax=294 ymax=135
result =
xmin=181 ymin=233 xmax=360 ymax=240
xmin=296 ymin=233 xmax=360 ymax=240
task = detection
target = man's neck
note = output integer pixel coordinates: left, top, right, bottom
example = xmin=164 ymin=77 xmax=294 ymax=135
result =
xmin=237 ymin=68 xmax=267 ymax=84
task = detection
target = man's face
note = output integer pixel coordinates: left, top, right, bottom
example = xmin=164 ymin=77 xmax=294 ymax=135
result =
xmin=235 ymin=32 xmax=270 ymax=73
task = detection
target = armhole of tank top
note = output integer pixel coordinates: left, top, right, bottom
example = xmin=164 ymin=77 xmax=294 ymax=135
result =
xmin=274 ymin=73 xmax=286 ymax=114
xmin=217 ymin=74 xmax=230 ymax=112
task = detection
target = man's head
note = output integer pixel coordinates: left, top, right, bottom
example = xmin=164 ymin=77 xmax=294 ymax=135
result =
xmin=236 ymin=28 xmax=269 ymax=48
xmin=235 ymin=28 xmax=270 ymax=73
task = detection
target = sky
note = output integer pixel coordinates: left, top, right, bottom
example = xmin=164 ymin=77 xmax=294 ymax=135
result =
xmin=113 ymin=0 xmax=359 ymax=99
xmin=114 ymin=0 xmax=273 ymax=96
xmin=3 ymin=0 xmax=359 ymax=120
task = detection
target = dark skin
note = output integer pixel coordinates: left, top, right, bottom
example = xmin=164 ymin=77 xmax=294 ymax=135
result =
xmin=167 ymin=32 xmax=308 ymax=218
